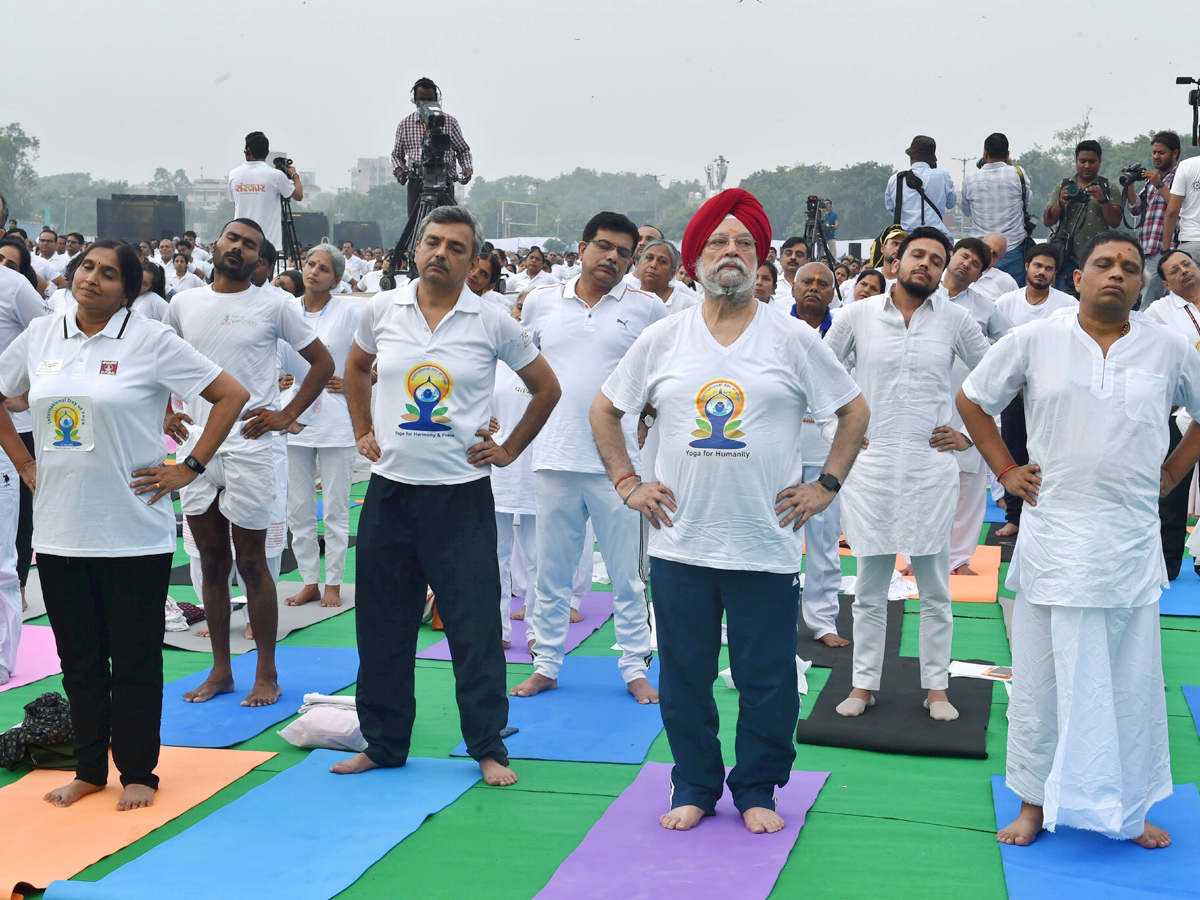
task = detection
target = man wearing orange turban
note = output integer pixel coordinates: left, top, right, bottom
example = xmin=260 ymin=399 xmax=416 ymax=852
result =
xmin=591 ymin=190 xmax=870 ymax=834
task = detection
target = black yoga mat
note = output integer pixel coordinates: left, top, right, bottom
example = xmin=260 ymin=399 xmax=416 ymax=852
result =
xmin=800 ymin=595 xmax=903 ymax=669
xmin=795 ymin=655 xmax=995 ymax=759
xmin=981 ymin=523 xmax=1016 ymax=562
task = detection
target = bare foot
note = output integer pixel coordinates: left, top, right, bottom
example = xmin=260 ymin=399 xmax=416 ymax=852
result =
xmin=43 ymin=779 xmax=104 ymax=807
xmin=628 ymin=677 xmax=659 ymax=704
xmin=241 ymin=678 xmax=282 ymax=707
xmin=244 ymin=624 xmax=254 ymax=641
xmin=480 ymin=757 xmax=518 ymax=786
xmin=997 ymin=801 xmax=1043 ymax=845
xmin=116 ymin=784 xmax=155 ymax=811
xmin=1132 ymin=821 xmax=1171 ymax=849
xmin=743 ymin=807 xmax=786 ymax=834
xmin=510 ymin=673 xmax=557 ymax=697
xmin=660 ymin=805 xmax=707 ymax=830
xmin=951 ymin=564 xmax=978 ymax=576
xmin=502 ymin=640 xmax=512 ymax=650
xmin=818 ymin=633 xmax=850 ymax=648
xmin=284 ymin=584 xmax=320 ymax=606
xmin=330 ymin=752 xmax=378 ymax=775
xmin=569 ymin=608 xmax=584 ymax=623
xmin=194 ymin=627 xmax=210 ymax=638
xmin=996 ymin=497 xmax=1007 ymax=510
xmin=899 ymin=564 xmax=914 ymax=576
xmin=183 ymin=673 xmax=235 ymax=702
xmin=510 ymin=605 xmax=526 ymax=620
xmin=321 ymin=585 xmax=343 ymax=607
xmin=996 ymin=522 xmax=1018 ymax=538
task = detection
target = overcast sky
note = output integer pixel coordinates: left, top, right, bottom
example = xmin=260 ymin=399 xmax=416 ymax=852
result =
xmin=8 ymin=0 xmax=1199 ymax=191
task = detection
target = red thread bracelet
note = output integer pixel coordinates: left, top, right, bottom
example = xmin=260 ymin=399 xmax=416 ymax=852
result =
xmin=614 ymin=473 xmax=639 ymax=489
xmin=996 ymin=464 xmax=1019 ymax=481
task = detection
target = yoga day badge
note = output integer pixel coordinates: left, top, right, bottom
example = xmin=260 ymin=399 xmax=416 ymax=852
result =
xmin=42 ymin=397 xmax=95 ymax=451
xmin=690 ymin=380 xmax=747 ymax=449
xmin=401 ymin=363 xmax=453 ymax=432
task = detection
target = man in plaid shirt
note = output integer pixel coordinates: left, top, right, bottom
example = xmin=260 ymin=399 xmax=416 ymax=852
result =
xmin=1125 ymin=130 xmax=1180 ymax=307
xmin=391 ymin=77 xmax=473 ymax=225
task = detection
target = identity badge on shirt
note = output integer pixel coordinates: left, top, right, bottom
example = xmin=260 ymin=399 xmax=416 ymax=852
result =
xmin=39 ymin=396 xmax=95 ymax=451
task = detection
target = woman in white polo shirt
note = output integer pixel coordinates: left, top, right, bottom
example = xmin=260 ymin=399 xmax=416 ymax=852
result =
xmin=0 ymin=240 xmax=248 ymax=811
xmin=281 ymin=244 xmax=362 ymax=608
xmin=504 ymin=246 xmax=557 ymax=294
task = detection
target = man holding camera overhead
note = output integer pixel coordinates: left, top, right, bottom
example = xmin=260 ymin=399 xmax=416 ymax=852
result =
xmin=1042 ymin=140 xmax=1121 ymax=293
xmin=228 ymin=131 xmax=303 ymax=254
xmin=391 ymin=77 xmax=473 ymax=223
xmin=1123 ymin=131 xmax=1181 ymax=308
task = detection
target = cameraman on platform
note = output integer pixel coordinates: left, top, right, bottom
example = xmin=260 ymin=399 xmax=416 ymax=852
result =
xmin=391 ymin=77 xmax=473 ymax=223
xmin=1124 ymin=131 xmax=1181 ymax=307
xmin=1042 ymin=139 xmax=1121 ymax=293
xmin=227 ymin=131 xmax=302 ymax=256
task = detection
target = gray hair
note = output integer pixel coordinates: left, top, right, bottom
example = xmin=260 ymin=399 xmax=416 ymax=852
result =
xmin=305 ymin=243 xmax=345 ymax=280
xmin=416 ymin=205 xmax=486 ymax=258
xmin=639 ymin=239 xmax=680 ymax=272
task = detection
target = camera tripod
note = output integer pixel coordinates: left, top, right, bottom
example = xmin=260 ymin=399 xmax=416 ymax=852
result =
xmin=803 ymin=203 xmax=844 ymax=303
xmin=279 ymin=196 xmax=301 ymax=272
xmin=397 ymin=174 xmax=457 ymax=280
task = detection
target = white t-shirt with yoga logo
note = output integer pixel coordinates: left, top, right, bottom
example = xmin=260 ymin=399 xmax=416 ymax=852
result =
xmin=355 ymin=279 xmax=539 ymax=486
xmin=602 ymin=302 xmax=860 ymax=573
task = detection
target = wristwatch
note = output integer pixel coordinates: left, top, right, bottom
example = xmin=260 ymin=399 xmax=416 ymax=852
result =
xmin=816 ymin=472 xmax=841 ymax=494
xmin=959 ymin=436 xmax=975 ymax=450
xmin=642 ymin=413 xmax=656 ymax=429
xmin=182 ymin=455 xmax=206 ymax=475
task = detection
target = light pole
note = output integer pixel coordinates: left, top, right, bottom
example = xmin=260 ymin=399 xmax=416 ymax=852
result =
xmin=61 ymin=192 xmax=73 ymax=231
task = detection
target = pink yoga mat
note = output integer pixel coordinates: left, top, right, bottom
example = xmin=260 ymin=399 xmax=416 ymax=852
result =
xmin=0 ymin=625 xmax=61 ymax=692
xmin=417 ymin=590 xmax=615 ymax=665
xmin=533 ymin=761 xmax=828 ymax=900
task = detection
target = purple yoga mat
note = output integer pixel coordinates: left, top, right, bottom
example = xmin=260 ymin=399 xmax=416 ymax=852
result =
xmin=416 ymin=590 xmax=615 ymax=664
xmin=533 ymin=761 xmax=828 ymax=900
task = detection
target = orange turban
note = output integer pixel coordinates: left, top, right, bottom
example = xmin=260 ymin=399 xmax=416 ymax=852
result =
xmin=680 ymin=188 xmax=772 ymax=280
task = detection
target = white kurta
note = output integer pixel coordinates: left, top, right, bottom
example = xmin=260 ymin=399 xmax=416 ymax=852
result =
xmin=963 ymin=314 xmax=1200 ymax=837
xmin=825 ymin=290 xmax=990 ymax=556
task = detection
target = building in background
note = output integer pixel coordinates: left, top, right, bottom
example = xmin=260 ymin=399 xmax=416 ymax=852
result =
xmin=352 ymin=157 xmax=393 ymax=194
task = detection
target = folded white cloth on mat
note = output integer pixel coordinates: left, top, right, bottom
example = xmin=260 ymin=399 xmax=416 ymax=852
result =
xmin=278 ymin=706 xmax=367 ymax=752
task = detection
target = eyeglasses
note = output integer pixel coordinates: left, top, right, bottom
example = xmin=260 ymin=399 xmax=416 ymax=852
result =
xmin=583 ymin=239 xmax=633 ymax=261
xmin=704 ymin=236 xmax=756 ymax=253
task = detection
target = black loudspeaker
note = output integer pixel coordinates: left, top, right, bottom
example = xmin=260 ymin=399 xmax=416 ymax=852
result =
xmin=289 ymin=211 xmax=330 ymax=248
xmin=848 ymin=241 xmax=863 ymax=259
xmin=96 ymin=194 xmax=185 ymax=242
xmin=333 ymin=221 xmax=382 ymax=250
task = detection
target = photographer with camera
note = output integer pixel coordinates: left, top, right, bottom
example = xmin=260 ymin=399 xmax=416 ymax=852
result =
xmin=1042 ymin=140 xmax=1121 ymax=293
xmin=391 ymin=77 xmax=473 ymax=223
xmin=961 ymin=133 xmax=1035 ymax=286
xmin=227 ymin=131 xmax=302 ymax=256
xmin=1123 ymin=131 xmax=1181 ymax=307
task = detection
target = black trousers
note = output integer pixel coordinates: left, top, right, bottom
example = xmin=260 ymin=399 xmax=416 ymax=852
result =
xmin=38 ymin=553 xmax=172 ymax=789
xmin=1160 ymin=416 xmax=1191 ymax=580
xmin=355 ymin=474 xmax=509 ymax=767
xmin=1000 ymin=394 xmax=1028 ymax=526
xmin=16 ymin=431 xmax=34 ymax=586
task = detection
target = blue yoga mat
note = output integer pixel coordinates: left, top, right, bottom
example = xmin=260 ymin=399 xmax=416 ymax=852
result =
xmin=453 ymin=655 xmax=662 ymax=764
xmin=160 ymin=646 xmax=360 ymax=748
xmin=43 ymin=751 xmax=480 ymax=900
xmin=984 ymin=495 xmax=1007 ymax=524
xmin=991 ymin=775 xmax=1200 ymax=899
xmin=1160 ymin=565 xmax=1200 ymax=616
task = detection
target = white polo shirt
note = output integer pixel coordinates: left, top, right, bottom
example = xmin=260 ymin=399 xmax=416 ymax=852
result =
xmin=132 ymin=291 xmax=170 ymax=323
xmin=996 ymin=286 xmax=1078 ymax=328
xmin=964 ymin=315 xmax=1200 ymax=607
xmin=603 ymin=302 xmax=860 ymax=573
xmin=506 ymin=270 xmax=558 ymax=294
xmin=166 ymin=283 xmax=317 ymax=456
xmin=521 ymin=275 xmax=668 ymax=474
xmin=227 ymin=160 xmax=296 ymax=251
xmin=972 ymin=266 xmax=1020 ymax=301
xmin=0 ymin=266 xmax=52 ymax=434
xmin=354 ymin=278 xmax=539 ymax=485
xmin=1169 ymin=156 xmax=1200 ymax=242
xmin=0 ymin=308 xmax=220 ymax=556
xmin=279 ymin=295 xmax=361 ymax=448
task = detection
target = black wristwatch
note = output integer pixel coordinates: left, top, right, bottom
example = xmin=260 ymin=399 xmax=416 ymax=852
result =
xmin=182 ymin=455 xmax=206 ymax=475
xmin=816 ymin=472 xmax=841 ymax=494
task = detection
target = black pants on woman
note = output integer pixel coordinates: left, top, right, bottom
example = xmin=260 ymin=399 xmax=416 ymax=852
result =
xmin=38 ymin=553 xmax=172 ymax=789
xmin=15 ymin=432 xmax=34 ymax=586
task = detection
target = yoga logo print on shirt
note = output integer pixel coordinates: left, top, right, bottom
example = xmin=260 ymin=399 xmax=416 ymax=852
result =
xmin=690 ymin=380 xmax=747 ymax=449
xmin=42 ymin=397 xmax=94 ymax=451
xmin=401 ymin=363 xmax=453 ymax=432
